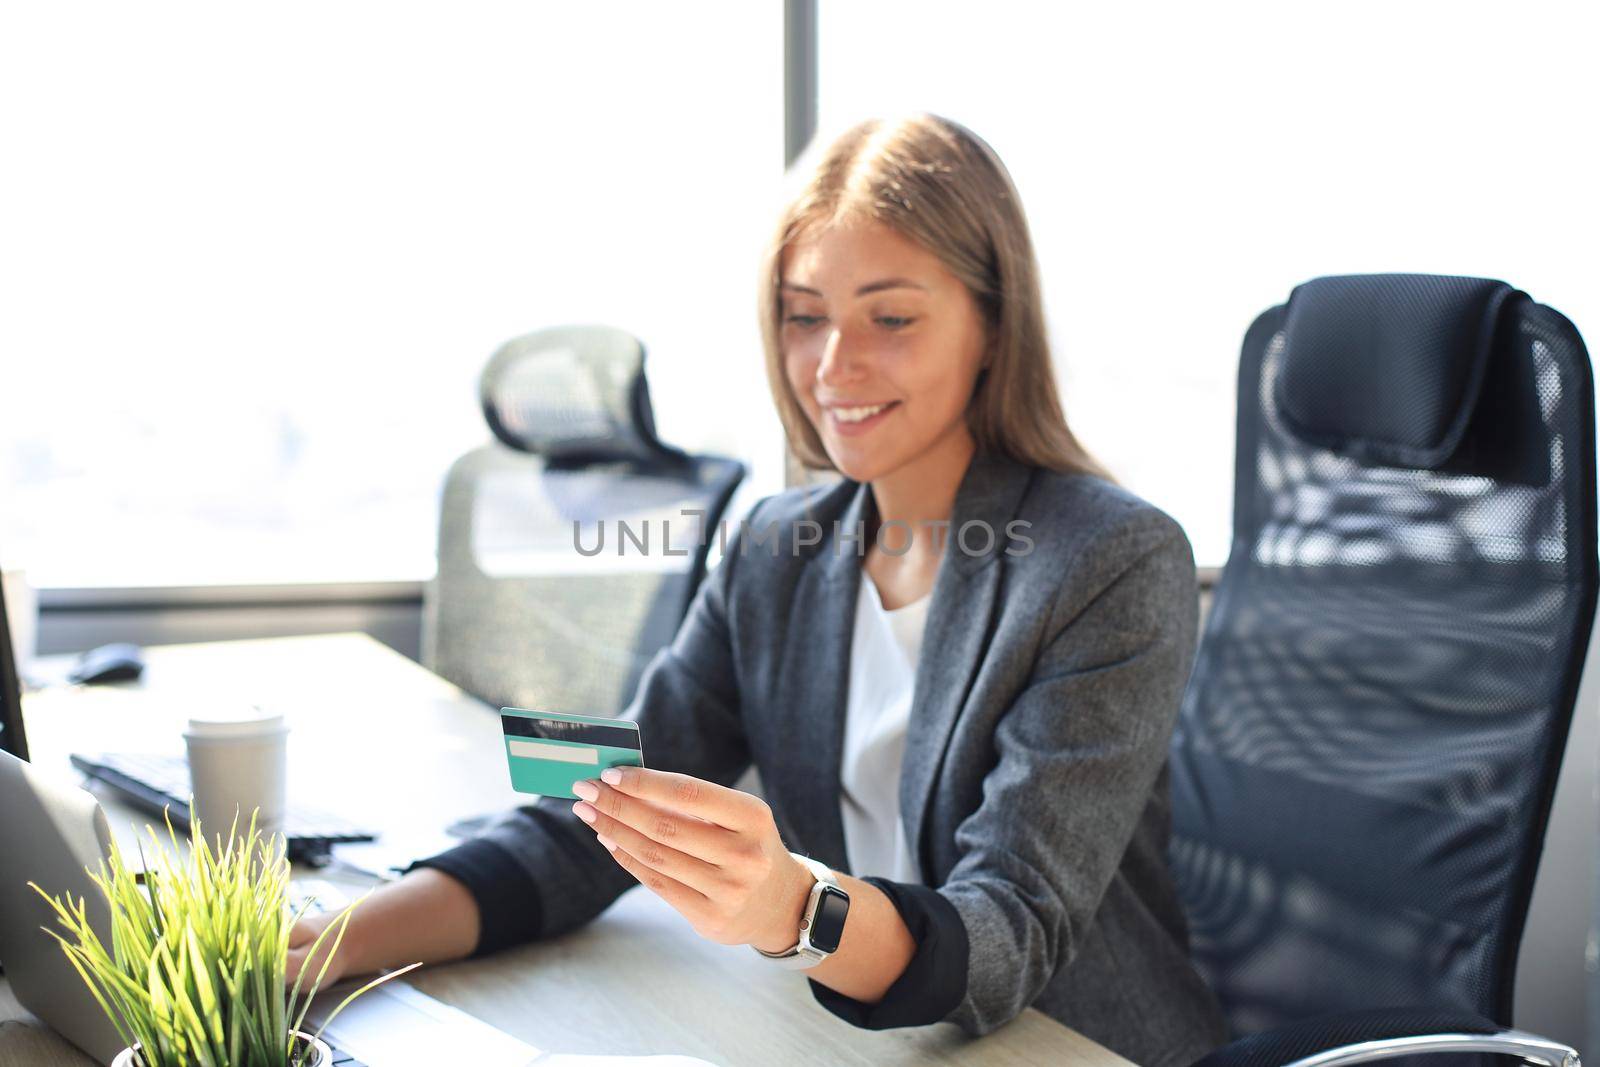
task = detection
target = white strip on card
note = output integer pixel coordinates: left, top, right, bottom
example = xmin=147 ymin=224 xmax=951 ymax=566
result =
xmin=509 ymin=740 xmax=600 ymax=764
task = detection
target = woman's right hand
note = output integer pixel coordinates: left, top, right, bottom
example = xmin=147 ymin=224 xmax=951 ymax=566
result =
xmin=286 ymin=911 xmax=354 ymax=988
xmin=280 ymin=868 xmax=482 ymax=990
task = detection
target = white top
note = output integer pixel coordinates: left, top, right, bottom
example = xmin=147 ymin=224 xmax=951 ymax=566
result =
xmin=838 ymin=575 xmax=931 ymax=884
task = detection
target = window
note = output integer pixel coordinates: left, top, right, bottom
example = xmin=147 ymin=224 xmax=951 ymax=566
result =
xmin=818 ymin=0 xmax=1600 ymax=566
xmin=0 ymin=3 xmax=787 ymax=587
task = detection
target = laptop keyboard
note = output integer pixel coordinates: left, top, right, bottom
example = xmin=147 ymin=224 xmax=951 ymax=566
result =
xmin=70 ymin=751 xmax=376 ymax=864
xmin=324 ymin=1039 xmax=367 ymax=1066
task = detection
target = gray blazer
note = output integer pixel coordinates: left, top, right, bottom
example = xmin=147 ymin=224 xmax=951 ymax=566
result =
xmin=463 ymin=448 xmax=1228 ymax=1067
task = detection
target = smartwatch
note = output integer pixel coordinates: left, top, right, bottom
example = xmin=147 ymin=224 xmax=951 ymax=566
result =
xmin=751 ymin=852 xmax=850 ymax=970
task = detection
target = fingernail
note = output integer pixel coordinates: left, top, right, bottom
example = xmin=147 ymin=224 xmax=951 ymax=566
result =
xmin=601 ymin=768 xmax=622 ymax=785
xmin=597 ymin=834 xmax=617 ymax=851
xmin=572 ymin=801 xmax=596 ymax=824
xmin=572 ymin=780 xmax=598 ymax=802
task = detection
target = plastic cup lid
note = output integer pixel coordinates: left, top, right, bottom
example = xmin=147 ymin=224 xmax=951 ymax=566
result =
xmin=184 ymin=704 xmax=288 ymax=739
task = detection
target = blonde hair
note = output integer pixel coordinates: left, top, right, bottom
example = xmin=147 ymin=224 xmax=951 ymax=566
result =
xmin=757 ymin=112 xmax=1107 ymax=479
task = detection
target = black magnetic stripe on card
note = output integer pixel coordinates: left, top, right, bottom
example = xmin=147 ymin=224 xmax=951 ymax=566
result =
xmin=501 ymin=715 xmax=641 ymax=750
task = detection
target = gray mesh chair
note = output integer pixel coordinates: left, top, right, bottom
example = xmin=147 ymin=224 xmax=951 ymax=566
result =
xmin=423 ymin=325 xmax=744 ymax=717
xmin=1170 ymin=275 xmax=1595 ymax=1067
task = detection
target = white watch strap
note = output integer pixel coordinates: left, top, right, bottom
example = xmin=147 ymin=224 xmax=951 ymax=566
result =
xmin=791 ymin=852 xmax=839 ymax=889
xmin=751 ymin=853 xmax=838 ymax=968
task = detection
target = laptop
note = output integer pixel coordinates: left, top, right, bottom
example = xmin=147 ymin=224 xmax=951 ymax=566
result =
xmin=0 ymin=746 xmax=545 ymax=1066
xmin=0 ymin=585 xmax=542 ymax=1066
xmin=0 ymin=569 xmax=27 ymax=764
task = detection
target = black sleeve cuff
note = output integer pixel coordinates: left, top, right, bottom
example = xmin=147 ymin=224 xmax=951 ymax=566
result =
xmin=404 ymin=837 xmax=543 ymax=958
xmin=808 ymin=876 xmax=970 ymax=1029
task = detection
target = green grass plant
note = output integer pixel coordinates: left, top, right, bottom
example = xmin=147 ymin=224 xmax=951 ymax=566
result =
xmin=31 ymin=806 xmax=418 ymax=1067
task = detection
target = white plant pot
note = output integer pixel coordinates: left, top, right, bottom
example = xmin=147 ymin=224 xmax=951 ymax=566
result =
xmin=110 ymin=1030 xmax=332 ymax=1067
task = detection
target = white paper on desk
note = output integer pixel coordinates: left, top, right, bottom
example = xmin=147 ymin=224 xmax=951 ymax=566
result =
xmin=301 ymin=979 xmax=541 ymax=1065
xmin=531 ymin=1056 xmax=723 ymax=1067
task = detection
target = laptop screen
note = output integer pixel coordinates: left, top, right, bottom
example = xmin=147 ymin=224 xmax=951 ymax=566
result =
xmin=0 ymin=572 xmax=28 ymax=761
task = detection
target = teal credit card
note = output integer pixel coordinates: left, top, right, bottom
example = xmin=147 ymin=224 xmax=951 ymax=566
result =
xmin=500 ymin=708 xmax=645 ymax=799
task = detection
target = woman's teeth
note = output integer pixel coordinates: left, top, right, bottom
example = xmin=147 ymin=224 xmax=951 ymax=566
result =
xmin=832 ymin=402 xmax=892 ymax=424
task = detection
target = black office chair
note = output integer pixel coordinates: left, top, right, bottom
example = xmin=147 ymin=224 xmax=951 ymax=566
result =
xmin=423 ymin=324 xmax=745 ymax=717
xmin=1170 ymin=275 xmax=1595 ymax=1067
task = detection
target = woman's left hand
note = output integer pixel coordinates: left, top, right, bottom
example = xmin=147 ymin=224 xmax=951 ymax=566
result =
xmin=570 ymin=766 xmax=811 ymax=953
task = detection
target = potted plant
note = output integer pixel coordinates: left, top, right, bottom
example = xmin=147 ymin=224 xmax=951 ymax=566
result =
xmin=30 ymin=807 xmax=418 ymax=1067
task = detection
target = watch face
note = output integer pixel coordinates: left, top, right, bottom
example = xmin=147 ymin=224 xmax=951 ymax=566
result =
xmin=807 ymin=884 xmax=850 ymax=954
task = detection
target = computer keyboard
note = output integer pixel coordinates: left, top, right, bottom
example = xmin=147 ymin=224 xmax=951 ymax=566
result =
xmin=70 ymin=751 xmax=376 ymax=865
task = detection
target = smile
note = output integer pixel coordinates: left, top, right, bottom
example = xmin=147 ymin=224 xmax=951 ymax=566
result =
xmin=826 ymin=401 xmax=899 ymax=425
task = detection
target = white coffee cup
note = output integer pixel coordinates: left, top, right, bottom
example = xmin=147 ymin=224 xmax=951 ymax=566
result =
xmin=183 ymin=705 xmax=289 ymax=847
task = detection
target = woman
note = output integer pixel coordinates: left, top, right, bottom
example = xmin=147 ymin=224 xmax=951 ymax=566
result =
xmin=289 ymin=113 xmax=1228 ymax=1067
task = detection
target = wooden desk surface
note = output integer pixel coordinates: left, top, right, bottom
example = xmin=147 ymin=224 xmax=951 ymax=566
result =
xmin=3 ymin=633 xmax=1131 ymax=1067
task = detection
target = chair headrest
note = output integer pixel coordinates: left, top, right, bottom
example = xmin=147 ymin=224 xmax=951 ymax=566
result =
xmin=479 ymin=325 xmax=683 ymax=464
xmin=1273 ymin=274 xmax=1523 ymax=469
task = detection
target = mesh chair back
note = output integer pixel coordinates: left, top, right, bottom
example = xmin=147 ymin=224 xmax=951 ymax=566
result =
xmin=1169 ymin=275 xmax=1598 ymax=1037
xmin=424 ymin=325 xmax=744 ymax=716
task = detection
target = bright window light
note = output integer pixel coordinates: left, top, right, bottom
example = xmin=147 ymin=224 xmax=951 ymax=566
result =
xmin=0 ymin=3 xmax=787 ymax=588
xmin=818 ymin=0 xmax=1600 ymax=567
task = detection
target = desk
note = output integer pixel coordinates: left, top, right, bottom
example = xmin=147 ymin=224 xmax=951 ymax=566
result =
xmin=2 ymin=633 xmax=1131 ymax=1067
